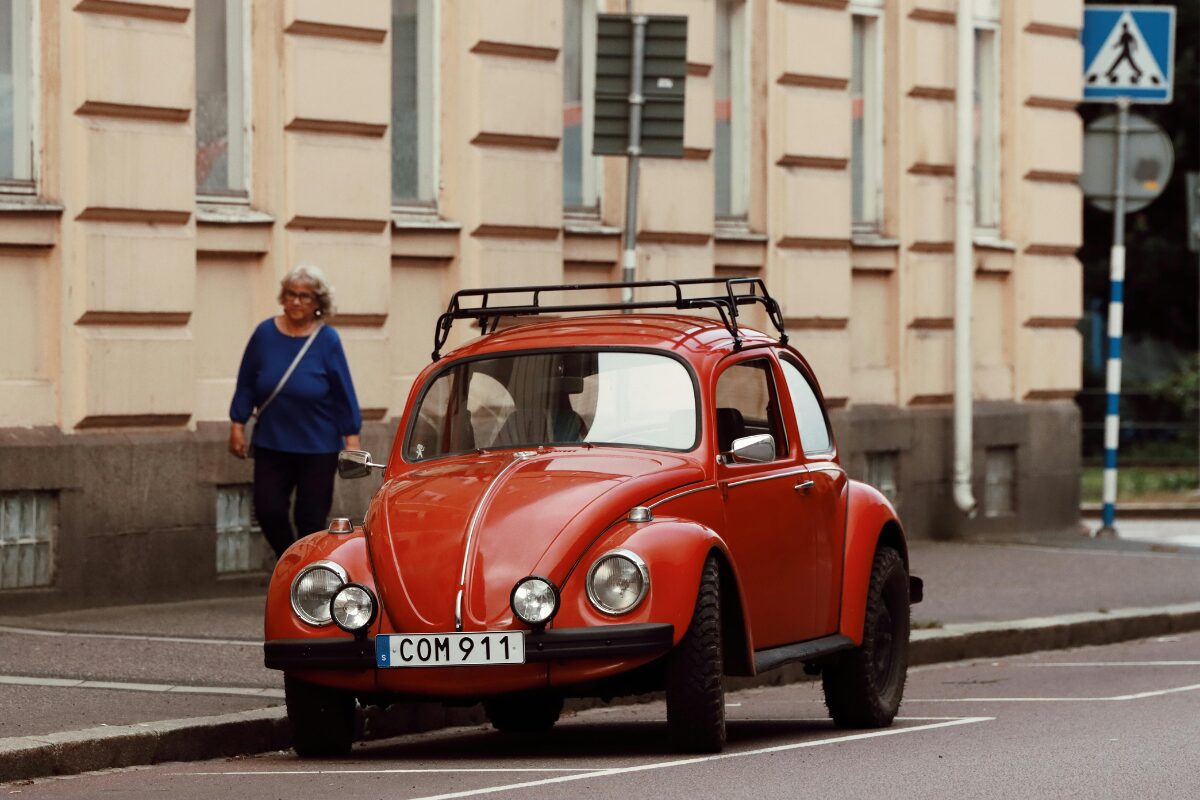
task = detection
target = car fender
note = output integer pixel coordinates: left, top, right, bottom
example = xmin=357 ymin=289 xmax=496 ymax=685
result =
xmin=554 ymin=518 xmax=756 ymax=674
xmin=839 ymin=481 xmax=908 ymax=645
xmin=264 ymin=528 xmax=380 ymax=642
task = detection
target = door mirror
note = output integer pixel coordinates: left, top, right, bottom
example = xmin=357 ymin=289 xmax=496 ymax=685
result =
xmin=729 ymin=434 xmax=775 ymax=464
xmin=338 ymin=450 xmax=383 ymax=479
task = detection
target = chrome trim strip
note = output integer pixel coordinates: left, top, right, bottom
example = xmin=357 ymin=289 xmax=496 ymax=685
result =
xmin=726 ymin=468 xmax=809 ymax=489
xmin=454 ymin=588 xmax=463 ymax=632
xmin=455 ymin=452 xmax=537 ymax=625
xmin=648 ymin=484 xmax=718 ymax=509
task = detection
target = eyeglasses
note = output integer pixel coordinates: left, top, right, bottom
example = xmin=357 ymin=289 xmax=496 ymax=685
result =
xmin=283 ymin=289 xmax=316 ymax=304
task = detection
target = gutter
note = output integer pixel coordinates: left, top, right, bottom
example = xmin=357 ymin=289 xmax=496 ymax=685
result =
xmin=953 ymin=0 xmax=977 ymax=517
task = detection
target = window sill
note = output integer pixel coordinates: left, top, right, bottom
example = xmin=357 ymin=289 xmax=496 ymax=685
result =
xmin=391 ymin=211 xmax=461 ymax=233
xmin=196 ymin=204 xmax=274 ymax=225
xmin=973 ymin=235 xmax=1017 ymax=252
xmin=564 ymin=220 xmax=622 ymax=237
xmin=851 ymin=233 xmax=900 ymax=249
xmin=0 ymin=196 xmax=63 ymax=215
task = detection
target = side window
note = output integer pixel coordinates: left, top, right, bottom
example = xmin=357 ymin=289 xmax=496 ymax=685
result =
xmin=713 ymin=359 xmax=787 ymax=458
xmin=780 ymin=358 xmax=833 ymax=456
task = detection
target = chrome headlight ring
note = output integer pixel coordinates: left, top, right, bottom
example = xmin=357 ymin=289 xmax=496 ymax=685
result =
xmin=586 ymin=549 xmax=650 ymax=615
xmin=289 ymin=560 xmax=348 ymax=626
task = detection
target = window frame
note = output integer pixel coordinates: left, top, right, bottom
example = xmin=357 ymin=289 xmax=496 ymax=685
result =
xmin=195 ymin=0 xmax=251 ymax=203
xmin=972 ymin=5 xmax=1001 ymax=234
xmin=562 ymin=0 xmax=601 ymax=214
xmin=391 ymin=0 xmax=439 ymax=211
xmin=849 ymin=1 xmax=884 ymax=232
xmin=713 ymin=355 xmax=790 ymax=462
xmin=0 ymin=0 xmax=36 ymax=194
xmin=713 ymin=0 xmax=750 ymax=221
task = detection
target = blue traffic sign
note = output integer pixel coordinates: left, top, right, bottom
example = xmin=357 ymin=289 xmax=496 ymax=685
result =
xmin=1083 ymin=5 xmax=1175 ymax=104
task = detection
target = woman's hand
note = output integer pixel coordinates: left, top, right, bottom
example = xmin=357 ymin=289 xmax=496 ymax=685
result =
xmin=344 ymin=434 xmax=362 ymax=451
xmin=229 ymin=423 xmax=248 ymax=459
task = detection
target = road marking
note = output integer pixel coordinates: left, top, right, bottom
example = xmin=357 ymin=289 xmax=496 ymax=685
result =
xmin=0 ymin=624 xmax=258 ymax=647
xmin=0 ymin=674 xmax=283 ymax=699
xmin=182 ymin=768 xmax=608 ymax=775
xmin=184 ymin=717 xmax=993 ymax=796
xmin=909 ymin=682 xmax=1200 ymax=703
xmin=1020 ymin=661 xmax=1200 ymax=667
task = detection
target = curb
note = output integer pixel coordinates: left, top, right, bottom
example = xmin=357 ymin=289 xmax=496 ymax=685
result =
xmin=4 ymin=601 xmax=1200 ymax=785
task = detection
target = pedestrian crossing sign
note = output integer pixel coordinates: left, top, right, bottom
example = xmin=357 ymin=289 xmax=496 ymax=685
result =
xmin=1083 ymin=6 xmax=1175 ymax=104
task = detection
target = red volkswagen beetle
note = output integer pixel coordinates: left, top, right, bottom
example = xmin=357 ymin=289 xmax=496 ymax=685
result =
xmin=264 ymin=279 xmax=921 ymax=756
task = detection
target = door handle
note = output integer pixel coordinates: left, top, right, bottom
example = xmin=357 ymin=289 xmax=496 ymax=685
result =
xmin=794 ymin=480 xmax=815 ymax=493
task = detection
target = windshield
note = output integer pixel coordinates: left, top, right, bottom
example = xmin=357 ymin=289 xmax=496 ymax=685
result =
xmin=405 ymin=350 xmax=698 ymax=460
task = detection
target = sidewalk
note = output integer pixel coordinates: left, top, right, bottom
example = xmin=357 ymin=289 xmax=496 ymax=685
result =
xmin=2 ymin=533 xmax=1199 ymax=782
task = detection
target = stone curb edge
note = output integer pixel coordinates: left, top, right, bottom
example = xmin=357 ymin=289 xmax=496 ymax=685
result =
xmin=4 ymin=601 xmax=1200 ymax=785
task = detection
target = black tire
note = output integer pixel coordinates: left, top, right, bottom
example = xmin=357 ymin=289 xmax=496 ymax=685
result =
xmin=285 ymin=675 xmax=356 ymax=757
xmin=665 ymin=555 xmax=726 ymax=753
xmin=822 ymin=546 xmax=910 ymax=728
xmin=484 ymin=693 xmax=563 ymax=734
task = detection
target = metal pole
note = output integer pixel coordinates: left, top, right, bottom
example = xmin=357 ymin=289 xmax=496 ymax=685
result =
xmin=1098 ymin=98 xmax=1131 ymax=538
xmin=620 ymin=15 xmax=647 ymax=308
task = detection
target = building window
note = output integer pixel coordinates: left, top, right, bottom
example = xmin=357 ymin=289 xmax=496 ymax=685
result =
xmin=0 ymin=0 xmax=33 ymax=190
xmin=563 ymin=0 xmax=599 ymax=210
xmin=850 ymin=2 xmax=883 ymax=230
xmin=983 ymin=446 xmax=1016 ymax=518
xmin=215 ymin=485 xmax=272 ymax=574
xmin=864 ymin=451 xmax=899 ymax=504
xmin=393 ymin=0 xmax=436 ymax=207
xmin=973 ymin=3 xmax=1001 ymax=232
xmin=0 ymin=491 xmax=56 ymax=589
xmin=713 ymin=0 xmax=748 ymax=219
xmin=196 ymin=0 xmax=248 ymax=198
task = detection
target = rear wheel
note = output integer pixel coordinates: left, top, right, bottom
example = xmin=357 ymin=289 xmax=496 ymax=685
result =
xmin=822 ymin=546 xmax=910 ymax=728
xmin=285 ymin=675 xmax=356 ymax=757
xmin=665 ymin=555 xmax=726 ymax=753
xmin=484 ymin=693 xmax=563 ymax=734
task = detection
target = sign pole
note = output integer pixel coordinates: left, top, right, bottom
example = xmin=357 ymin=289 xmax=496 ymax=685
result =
xmin=1098 ymin=97 xmax=1131 ymax=538
xmin=620 ymin=15 xmax=647 ymax=308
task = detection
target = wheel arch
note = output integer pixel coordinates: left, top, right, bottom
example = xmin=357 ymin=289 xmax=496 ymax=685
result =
xmin=708 ymin=546 xmax=754 ymax=677
xmin=839 ymin=481 xmax=908 ymax=645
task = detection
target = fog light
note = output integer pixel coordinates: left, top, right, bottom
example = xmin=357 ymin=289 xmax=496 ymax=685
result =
xmin=511 ymin=576 xmax=559 ymax=626
xmin=331 ymin=584 xmax=377 ymax=633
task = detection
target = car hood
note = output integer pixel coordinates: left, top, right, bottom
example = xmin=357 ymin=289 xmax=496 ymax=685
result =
xmin=365 ymin=448 xmax=704 ymax=632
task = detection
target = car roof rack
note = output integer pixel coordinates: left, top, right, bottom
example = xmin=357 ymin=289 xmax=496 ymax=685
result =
xmin=431 ymin=277 xmax=787 ymax=360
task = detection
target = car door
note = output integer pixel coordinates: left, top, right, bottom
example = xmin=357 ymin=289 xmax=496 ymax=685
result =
xmin=778 ymin=355 xmax=848 ymax=640
xmin=713 ymin=355 xmax=812 ymax=649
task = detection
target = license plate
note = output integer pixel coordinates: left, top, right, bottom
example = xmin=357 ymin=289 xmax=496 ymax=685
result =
xmin=375 ymin=632 xmax=525 ymax=668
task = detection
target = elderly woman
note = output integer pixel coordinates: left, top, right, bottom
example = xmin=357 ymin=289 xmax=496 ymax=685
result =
xmin=229 ymin=265 xmax=362 ymax=558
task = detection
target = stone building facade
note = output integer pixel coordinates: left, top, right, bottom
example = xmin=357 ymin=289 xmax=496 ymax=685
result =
xmin=0 ymin=0 xmax=1083 ymax=610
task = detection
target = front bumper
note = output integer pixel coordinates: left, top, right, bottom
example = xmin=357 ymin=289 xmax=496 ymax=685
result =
xmin=264 ymin=622 xmax=675 ymax=671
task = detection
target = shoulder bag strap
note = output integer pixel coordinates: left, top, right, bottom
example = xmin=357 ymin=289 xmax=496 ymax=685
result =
xmin=253 ymin=323 xmax=324 ymax=420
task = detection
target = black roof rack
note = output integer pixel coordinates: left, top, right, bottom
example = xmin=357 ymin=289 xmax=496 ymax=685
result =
xmin=431 ymin=277 xmax=787 ymax=360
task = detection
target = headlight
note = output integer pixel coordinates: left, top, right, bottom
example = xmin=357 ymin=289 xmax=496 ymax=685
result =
xmin=290 ymin=560 xmax=347 ymax=626
xmin=331 ymin=584 xmax=377 ymax=633
xmin=510 ymin=576 xmax=559 ymax=626
xmin=587 ymin=550 xmax=649 ymax=615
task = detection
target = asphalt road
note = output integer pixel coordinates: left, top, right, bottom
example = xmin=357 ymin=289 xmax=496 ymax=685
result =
xmin=6 ymin=631 xmax=1199 ymax=800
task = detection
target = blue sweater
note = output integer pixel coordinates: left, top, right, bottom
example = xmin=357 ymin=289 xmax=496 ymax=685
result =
xmin=230 ymin=319 xmax=362 ymax=454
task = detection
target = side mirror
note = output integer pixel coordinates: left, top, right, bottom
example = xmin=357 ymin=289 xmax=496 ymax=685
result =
xmin=728 ymin=434 xmax=775 ymax=464
xmin=338 ymin=449 xmax=385 ymax=479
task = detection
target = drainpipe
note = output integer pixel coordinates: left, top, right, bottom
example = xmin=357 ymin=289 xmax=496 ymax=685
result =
xmin=953 ymin=0 xmax=977 ymax=517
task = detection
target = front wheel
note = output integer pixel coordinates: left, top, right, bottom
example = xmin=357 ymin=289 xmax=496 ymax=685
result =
xmin=822 ymin=546 xmax=910 ymax=728
xmin=285 ymin=675 xmax=356 ymax=757
xmin=665 ymin=555 xmax=726 ymax=753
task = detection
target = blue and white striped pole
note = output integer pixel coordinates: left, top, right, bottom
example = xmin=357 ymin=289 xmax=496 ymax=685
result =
xmin=1098 ymin=98 xmax=1131 ymax=538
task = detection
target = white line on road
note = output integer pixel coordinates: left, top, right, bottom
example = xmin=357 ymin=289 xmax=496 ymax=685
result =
xmin=181 ymin=716 xmax=994 ymax=798
xmin=909 ymin=682 xmax=1200 ymax=703
xmin=0 ymin=624 xmax=258 ymax=647
xmin=1020 ymin=662 xmax=1200 ymax=667
xmin=0 ymin=674 xmax=283 ymax=698
xmin=182 ymin=768 xmax=611 ymax=775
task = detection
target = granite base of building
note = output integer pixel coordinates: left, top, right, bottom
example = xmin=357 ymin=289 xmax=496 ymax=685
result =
xmin=0 ymin=400 xmax=1080 ymax=612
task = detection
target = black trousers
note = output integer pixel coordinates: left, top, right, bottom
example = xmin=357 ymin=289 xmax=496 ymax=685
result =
xmin=253 ymin=447 xmax=339 ymax=558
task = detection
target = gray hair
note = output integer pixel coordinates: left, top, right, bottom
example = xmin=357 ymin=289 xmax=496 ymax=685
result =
xmin=278 ymin=264 xmax=336 ymax=318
